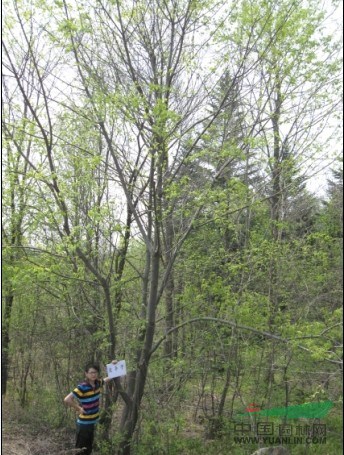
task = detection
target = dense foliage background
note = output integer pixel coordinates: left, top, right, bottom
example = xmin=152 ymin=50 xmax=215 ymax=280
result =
xmin=2 ymin=0 xmax=342 ymax=454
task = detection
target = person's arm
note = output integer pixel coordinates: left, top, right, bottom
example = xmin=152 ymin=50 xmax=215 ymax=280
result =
xmin=103 ymin=359 xmax=118 ymax=383
xmin=64 ymin=392 xmax=84 ymax=414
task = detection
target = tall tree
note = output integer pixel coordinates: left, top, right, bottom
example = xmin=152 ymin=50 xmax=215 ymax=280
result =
xmin=2 ymin=39 xmax=37 ymax=394
xmin=2 ymin=0 xmax=342 ymax=453
xmin=54 ymin=0 xmax=267 ymax=451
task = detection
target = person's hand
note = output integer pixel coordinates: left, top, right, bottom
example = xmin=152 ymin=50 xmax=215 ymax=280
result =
xmin=77 ymin=406 xmax=84 ymax=414
xmin=103 ymin=360 xmax=119 ymax=383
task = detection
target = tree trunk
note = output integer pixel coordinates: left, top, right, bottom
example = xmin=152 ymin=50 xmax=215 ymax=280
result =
xmin=1 ymin=294 xmax=14 ymax=395
xmin=163 ymin=212 xmax=176 ymax=377
xmin=117 ymin=150 xmax=163 ymax=453
xmin=118 ymin=247 xmax=160 ymax=454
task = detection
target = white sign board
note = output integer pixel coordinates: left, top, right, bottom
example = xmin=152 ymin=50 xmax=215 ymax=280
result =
xmin=106 ymin=360 xmax=127 ymax=379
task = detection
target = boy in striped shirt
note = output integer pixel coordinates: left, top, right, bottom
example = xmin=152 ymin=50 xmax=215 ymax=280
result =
xmin=64 ymin=360 xmax=117 ymax=454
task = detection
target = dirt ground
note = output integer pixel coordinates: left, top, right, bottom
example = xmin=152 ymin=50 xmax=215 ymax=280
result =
xmin=2 ymin=422 xmax=89 ymax=455
xmin=1 ymin=420 xmax=78 ymax=455
xmin=2 ymin=428 xmax=29 ymax=455
xmin=1 ymin=400 xmax=78 ymax=455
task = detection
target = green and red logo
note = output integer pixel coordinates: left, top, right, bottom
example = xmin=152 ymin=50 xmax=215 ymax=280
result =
xmin=239 ymin=401 xmax=333 ymax=419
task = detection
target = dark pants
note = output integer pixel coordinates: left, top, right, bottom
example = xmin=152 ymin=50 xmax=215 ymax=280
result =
xmin=76 ymin=424 xmax=95 ymax=454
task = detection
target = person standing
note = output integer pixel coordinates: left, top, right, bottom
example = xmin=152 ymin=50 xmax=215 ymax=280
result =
xmin=64 ymin=360 xmax=117 ymax=455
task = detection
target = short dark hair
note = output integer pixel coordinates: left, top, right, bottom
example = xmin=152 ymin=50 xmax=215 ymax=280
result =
xmin=84 ymin=362 xmax=100 ymax=373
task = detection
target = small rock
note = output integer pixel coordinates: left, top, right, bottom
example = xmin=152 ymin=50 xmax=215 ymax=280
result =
xmin=251 ymin=447 xmax=290 ymax=455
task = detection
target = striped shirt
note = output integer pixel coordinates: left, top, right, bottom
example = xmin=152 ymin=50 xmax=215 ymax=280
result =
xmin=72 ymin=379 xmax=104 ymax=425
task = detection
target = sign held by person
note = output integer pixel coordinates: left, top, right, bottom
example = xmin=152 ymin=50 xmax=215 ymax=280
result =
xmin=106 ymin=360 xmax=126 ymax=378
